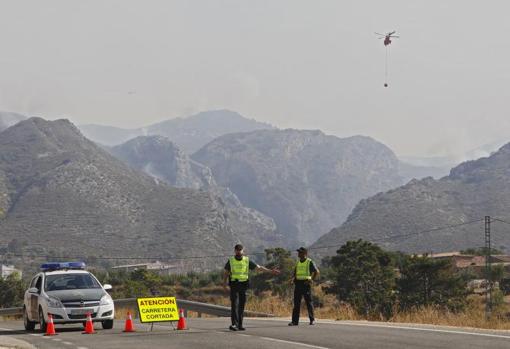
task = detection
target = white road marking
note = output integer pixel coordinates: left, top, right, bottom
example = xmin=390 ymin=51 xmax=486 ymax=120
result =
xmin=236 ymin=332 xmax=329 ymax=349
xmin=77 ymin=347 xmax=89 ymax=349
xmin=0 ymin=327 xmax=13 ymax=331
xmin=51 ymin=337 xmax=62 ymax=341
xmin=62 ymin=341 xmax=74 ymax=345
xmin=259 ymin=336 xmax=329 ymax=349
xmin=249 ymin=318 xmax=510 ymax=340
xmin=335 ymin=322 xmax=510 ymax=340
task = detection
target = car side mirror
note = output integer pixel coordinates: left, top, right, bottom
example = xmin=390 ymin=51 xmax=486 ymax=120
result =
xmin=103 ymin=284 xmax=112 ymax=291
xmin=28 ymin=287 xmax=39 ymax=294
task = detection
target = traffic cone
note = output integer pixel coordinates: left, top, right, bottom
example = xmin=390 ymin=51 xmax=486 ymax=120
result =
xmin=123 ymin=312 xmax=136 ymax=332
xmin=176 ymin=309 xmax=187 ymax=330
xmin=44 ymin=313 xmax=57 ymax=336
xmin=82 ymin=313 xmax=96 ymax=334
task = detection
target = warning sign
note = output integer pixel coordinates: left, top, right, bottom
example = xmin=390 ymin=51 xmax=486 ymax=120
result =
xmin=137 ymin=297 xmax=179 ymax=323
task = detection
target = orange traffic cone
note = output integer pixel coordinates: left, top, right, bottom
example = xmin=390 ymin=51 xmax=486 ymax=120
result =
xmin=123 ymin=312 xmax=136 ymax=332
xmin=176 ymin=309 xmax=187 ymax=330
xmin=82 ymin=313 xmax=96 ymax=334
xmin=44 ymin=313 xmax=57 ymax=336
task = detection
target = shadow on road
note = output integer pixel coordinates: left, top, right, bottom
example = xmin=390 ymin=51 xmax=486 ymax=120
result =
xmin=0 ymin=325 xmax=85 ymax=336
xmin=0 ymin=329 xmax=30 ymax=336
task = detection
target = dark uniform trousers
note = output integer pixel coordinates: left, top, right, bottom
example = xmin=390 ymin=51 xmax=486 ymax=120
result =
xmin=230 ymin=281 xmax=248 ymax=327
xmin=292 ymin=281 xmax=314 ymax=324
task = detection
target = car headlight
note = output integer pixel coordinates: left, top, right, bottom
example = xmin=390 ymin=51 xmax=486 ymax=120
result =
xmin=47 ymin=296 xmax=63 ymax=308
xmin=100 ymin=294 xmax=113 ymax=306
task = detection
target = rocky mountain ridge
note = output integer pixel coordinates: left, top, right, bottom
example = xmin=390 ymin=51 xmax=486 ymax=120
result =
xmin=109 ymin=135 xmax=283 ymax=249
xmin=312 ymin=142 xmax=510 ymax=256
xmin=0 ymin=118 xmax=272 ymax=270
xmin=79 ymin=109 xmax=274 ymax=153
xmin=193 ymin=129 xmax=404 ymax=244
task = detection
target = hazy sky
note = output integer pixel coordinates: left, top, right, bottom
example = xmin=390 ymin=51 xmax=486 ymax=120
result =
xmin=1 ymin=1 xmax=509 ymax=158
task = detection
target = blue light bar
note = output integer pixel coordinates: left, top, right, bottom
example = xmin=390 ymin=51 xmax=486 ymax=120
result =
xmin=40 ymin=262 xmax=86 ymax=271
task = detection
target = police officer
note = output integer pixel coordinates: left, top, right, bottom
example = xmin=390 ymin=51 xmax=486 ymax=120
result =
xmin=223 ymin=244 xmax=279 ymax=331
xmin=289 ymin=247 xmax=319 ymax=326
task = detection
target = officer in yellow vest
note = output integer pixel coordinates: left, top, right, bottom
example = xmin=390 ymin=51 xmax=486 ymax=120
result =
xmin=223 ymin=244 xmax=279 ymax=331
xmin=289 ymin=247 xmax=319 ymax=326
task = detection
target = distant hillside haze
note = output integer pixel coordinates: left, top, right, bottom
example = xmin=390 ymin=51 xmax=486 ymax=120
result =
xmin=398 ymin=161 xmax=451 ymax=182
xmin=313 ymin=142 xmax=510 ymax=255
xmin=0 ymin=117 xmax=272 ymax=269
xmin=110 ymin=136 xmax=207 ymax=189
xmin=193 ymin=129 xmax=403 ymax=244
xmin=79 ymin=109 xmax=274 ymax=153
xmin=110 ymin=135 xmax=283 ymax=248
xmin=399 ymin=139 xmax=509 ymax=178
xmin=0 ymin=111 xmax=26 ymax=132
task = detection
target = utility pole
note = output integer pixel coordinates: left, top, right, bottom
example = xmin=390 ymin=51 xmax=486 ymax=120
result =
xmin=485 ymin=215 xmax=492 ymax=318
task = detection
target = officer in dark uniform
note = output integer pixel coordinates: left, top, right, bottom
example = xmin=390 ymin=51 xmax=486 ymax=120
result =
xmin=223 ymin=244 xmax=279 ymax=331
xmin=289 ymin=247 xmax=319 ymax=326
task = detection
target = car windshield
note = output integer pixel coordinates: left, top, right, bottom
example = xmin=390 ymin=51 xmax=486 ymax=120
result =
xmin=44 ymin=273 xmax=101 ymax=291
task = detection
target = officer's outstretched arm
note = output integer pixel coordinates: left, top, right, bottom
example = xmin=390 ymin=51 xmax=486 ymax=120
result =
xmin=256 ymin=265 xmax=280 ymax=275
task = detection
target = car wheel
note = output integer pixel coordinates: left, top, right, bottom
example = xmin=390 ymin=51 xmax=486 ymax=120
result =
xmin=38 ymin=308 xmax=47 ymax=333
xmin=23 ymin=307 xmax=36 ymax=331
xmin=101 ymin=320 xmax=114 ymax=329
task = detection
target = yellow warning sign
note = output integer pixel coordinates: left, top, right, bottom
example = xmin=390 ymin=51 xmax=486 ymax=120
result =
xmin=136 ymin=297 xmax=179 ymax=323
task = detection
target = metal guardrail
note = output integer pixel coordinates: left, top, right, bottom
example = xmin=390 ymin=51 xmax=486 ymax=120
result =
xmin=115 ymin=298 xmax=273 ymax=318
xmin=0 ymin=298 xmax=274 ymax=318
xmin=0 ymin=307 xmax=22 ymax=316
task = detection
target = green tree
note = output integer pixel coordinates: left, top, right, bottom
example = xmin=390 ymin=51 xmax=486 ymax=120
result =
xmin=489 ymin=264 xmax=505 ymax=284
xmin=131 ymin=269 xmax=162 ymax=293
xmin=251 ymin=248 xmax=295 ymax=297
xmin=397 ymin=255 xmax=468 ymax=312
xmin=460 ymin=247 xmax=503 ymax=255
xmin=0 ymin=272 xmax=26 ymax=307
xmin=326 ymin=240 xmax=396 ymax=318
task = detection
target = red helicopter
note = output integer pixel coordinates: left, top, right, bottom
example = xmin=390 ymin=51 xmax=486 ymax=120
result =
xmin=375 ymin=31 xmax=399 ymax=46
xmin=375 ymin=31 xmax=399 ymax=87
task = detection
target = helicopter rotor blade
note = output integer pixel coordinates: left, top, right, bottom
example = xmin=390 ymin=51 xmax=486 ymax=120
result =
xmin=388 ymin=30 xmax=396 ymax=35
xmin=374 ymin=32 xmax=385 ymax=36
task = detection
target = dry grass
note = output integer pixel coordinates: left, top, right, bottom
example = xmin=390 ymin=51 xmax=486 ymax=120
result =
xmin=246 ymin=288 xmax=510 ymax=330
xmin=389 ymin=296 xmax=510 ymax=330
xmin=113 ymin=287 xmax=510 ymax=330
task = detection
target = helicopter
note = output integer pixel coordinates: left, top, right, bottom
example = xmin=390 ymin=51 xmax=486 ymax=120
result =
xmin=375 ymin=31 xmax=399 ymax=46
xmin=375 ymin=31 xmax=399 ymax=87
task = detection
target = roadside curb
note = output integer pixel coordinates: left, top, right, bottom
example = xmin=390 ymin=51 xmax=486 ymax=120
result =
xmin=248 ymin=317 xmax=510 ymax=334
xmin=0 ymin=336 xmax=36 ymax=349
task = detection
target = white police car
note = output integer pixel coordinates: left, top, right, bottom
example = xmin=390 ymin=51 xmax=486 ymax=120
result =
xmin=23 ymin=262 xmax=115 ymax=332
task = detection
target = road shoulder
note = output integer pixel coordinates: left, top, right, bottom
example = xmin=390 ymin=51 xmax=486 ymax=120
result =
xmin=0 ymin=336 xmax=37 ymax=349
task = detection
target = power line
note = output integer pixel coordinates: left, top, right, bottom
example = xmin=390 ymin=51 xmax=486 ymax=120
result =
xmin=3 ymin=252 xmax=267 ymax=262
xmin=2 ymin=219 xmax=485 ymax=263
xmin=492 ymin=217 xmax=510 ymax=226
xmin=309 ymin=218 xmax=484 ymax=250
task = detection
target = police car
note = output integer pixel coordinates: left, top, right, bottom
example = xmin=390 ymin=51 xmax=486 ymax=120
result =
xmin=23 ymin=262 xmax=115 ymax=332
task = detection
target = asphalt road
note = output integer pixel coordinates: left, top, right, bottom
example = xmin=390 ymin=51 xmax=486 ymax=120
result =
xmin=1 ymin=318 xmax=510 ymax=349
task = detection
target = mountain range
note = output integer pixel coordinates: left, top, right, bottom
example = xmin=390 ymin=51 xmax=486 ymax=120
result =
xmin=313 ymin=143 xmax=510 ymax=256
xmin=193 ymin=129 xmax=404 ymax=244
xmin=79 ymin=109 xmax=274 ymax=153
xmin=3 ymin=110 xmax=510 ymax=261
xmin=109 ymin=135 xmax=283 ymax=249
xmin=0 ymin=118 xmax=276 ymax=270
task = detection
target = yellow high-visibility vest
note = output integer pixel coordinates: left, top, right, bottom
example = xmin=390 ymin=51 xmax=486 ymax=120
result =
xmin=295 ymin=258 xmax=312 ymax=280
xmin=230 ymin=256 xmax=249 ymax=281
